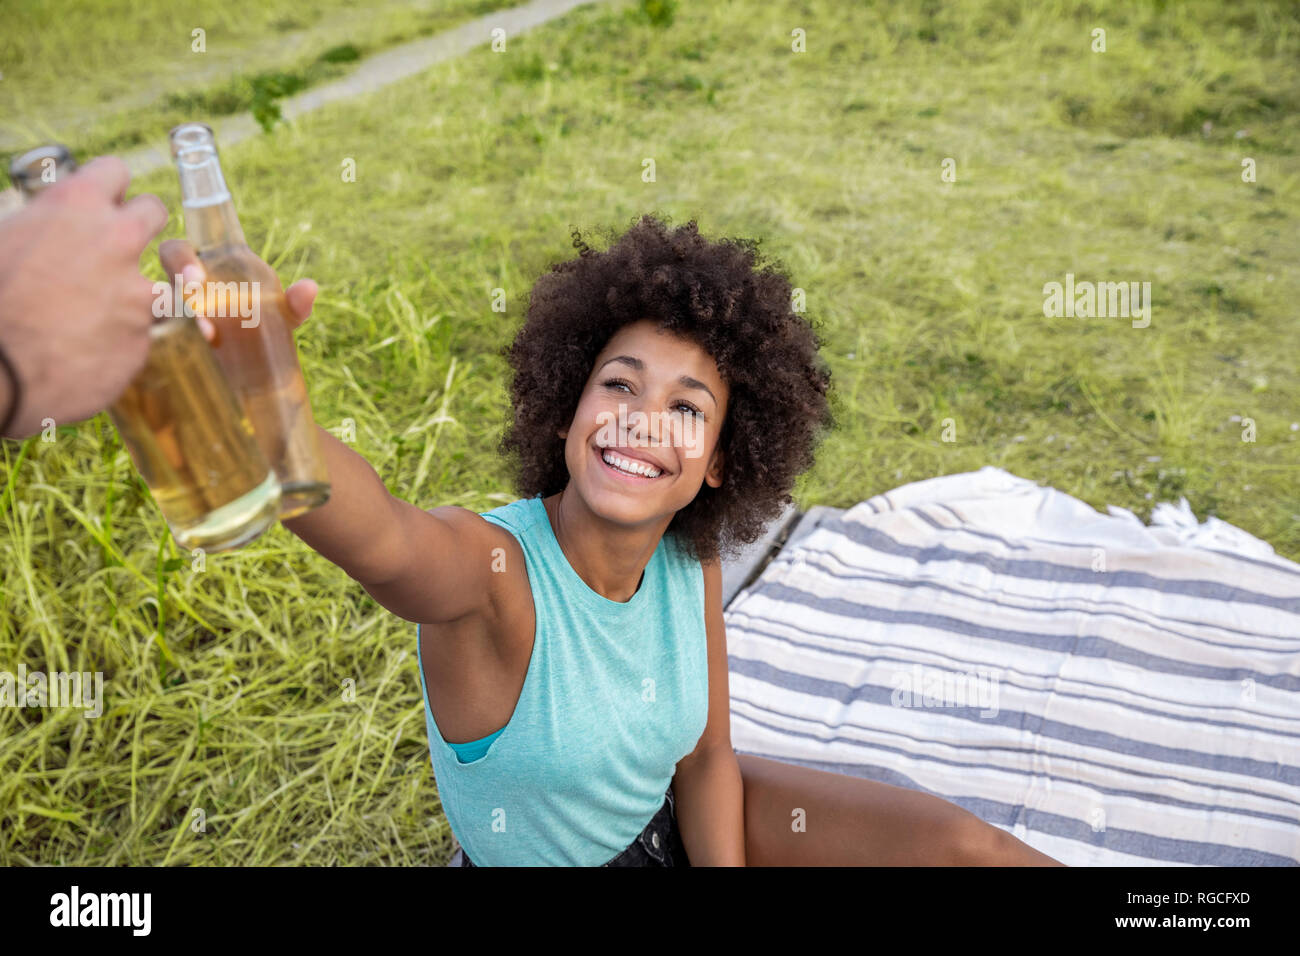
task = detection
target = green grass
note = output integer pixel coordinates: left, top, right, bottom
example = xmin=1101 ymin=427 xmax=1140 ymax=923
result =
xmin=0 ymin=0 xmax=519 ymax=159
xmin=2 ymin=0 xmax=1298 ymax=864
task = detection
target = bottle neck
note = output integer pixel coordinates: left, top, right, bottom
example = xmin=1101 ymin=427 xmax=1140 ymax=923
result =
xmin=176 ymin=153 xmax=247 ymax=252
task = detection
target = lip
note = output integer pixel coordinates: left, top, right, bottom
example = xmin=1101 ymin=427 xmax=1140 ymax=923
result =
xmin=593 ymin=445 xmax=668 ymax=482
xmin=594 ymin=442 xmax=669 ymax=474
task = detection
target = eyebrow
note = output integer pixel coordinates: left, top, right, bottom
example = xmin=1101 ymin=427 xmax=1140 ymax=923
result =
xmin=596 ymin=355 xmax=718 ymax=406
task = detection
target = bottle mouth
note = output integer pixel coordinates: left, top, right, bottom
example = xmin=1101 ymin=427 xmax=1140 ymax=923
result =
xmin=9 ymin=144 xmax=75 ymax=191
xmin=169 ymin=123 xmax=217 ymax=164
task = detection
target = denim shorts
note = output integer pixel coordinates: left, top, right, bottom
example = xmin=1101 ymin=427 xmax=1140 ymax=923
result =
xmin=453 ymin=785 xmax=689 ymax=867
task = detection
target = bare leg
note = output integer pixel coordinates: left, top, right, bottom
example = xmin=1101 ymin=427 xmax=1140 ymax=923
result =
xmin=737 ymin=753 xmax=1065 ymax=866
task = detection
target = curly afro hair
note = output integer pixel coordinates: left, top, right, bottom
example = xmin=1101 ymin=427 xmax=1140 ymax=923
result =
xmin=497 ymin=213 xmax=835 ymax=565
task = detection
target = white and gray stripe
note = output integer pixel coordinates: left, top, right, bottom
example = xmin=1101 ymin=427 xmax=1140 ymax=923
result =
xmin=724 ymin=467 xmax=1300 ymax=866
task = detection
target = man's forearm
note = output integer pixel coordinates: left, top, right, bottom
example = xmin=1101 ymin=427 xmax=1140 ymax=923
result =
xmin=281 ymin=424 xmax=405 ymax=584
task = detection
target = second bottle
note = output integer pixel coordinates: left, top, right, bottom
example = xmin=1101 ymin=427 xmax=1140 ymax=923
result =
xmin=169 ymin=122 xmax=330 ymax=519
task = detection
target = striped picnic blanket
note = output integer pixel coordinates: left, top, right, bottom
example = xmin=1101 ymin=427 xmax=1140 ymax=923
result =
xmin=724 ymin=467 xmax=1300 ymax=866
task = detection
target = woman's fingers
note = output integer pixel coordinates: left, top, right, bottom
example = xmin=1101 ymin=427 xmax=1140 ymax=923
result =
xmin=284 ymin=279 xmax=318 ymax=330
xmin=153 ymin=240 xmax=219 ymax=343
xmin=181 ymin=262 xmax=217 ymax=344
xmin=159 ymin=238 xmax=200 ymax=276
xmin=156 ymin=239 xmax=215 ymax=342
xmin=159 ymin=237 xmax=316 ymax=337
xmin=194 ymin=312 xmax=217 ymax=344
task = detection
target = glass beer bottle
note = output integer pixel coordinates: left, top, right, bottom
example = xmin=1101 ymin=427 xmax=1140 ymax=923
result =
xmin=8 ymin=144 xmax=281 ymax=551
xmin=169 ymin=123 xmax=330 ymax=518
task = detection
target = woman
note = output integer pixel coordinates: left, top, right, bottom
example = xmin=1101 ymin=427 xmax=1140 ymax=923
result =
xmin=162 ymin=213 xmax=1061 ymax=866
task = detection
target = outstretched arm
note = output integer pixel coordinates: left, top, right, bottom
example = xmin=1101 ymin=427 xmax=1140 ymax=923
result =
xmin=282 ymin=425 xmax=500 ymax=624
xmin=160 ymin=240 xmax=500 ymax=626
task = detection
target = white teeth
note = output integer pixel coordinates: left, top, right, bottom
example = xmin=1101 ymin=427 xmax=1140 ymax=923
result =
xmin=601 ymin=448 xmax=661 ymax=478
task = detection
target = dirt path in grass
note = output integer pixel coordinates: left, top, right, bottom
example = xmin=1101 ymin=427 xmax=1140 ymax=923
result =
xmin=1 ymin=0 xmax=612 ymax=212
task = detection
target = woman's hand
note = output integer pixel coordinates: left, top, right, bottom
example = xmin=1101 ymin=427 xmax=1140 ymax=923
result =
xmin=158 ymin=238 xmax=317 ymax=343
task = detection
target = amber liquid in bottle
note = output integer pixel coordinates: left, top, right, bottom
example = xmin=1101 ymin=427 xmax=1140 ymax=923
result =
xmin=171 ymin=124 xmax=330 ymax=518
xmin=107 ymin=313 xmax=281 ymax=549
xmin=9 ymin=144 xmax=281 ymax=551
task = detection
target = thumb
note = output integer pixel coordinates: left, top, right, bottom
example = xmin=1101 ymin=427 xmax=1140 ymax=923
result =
xmin=284 ymin=279 xmax=318 ymax=331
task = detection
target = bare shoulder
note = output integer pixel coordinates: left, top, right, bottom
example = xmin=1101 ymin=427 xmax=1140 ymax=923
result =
xmin=421 ymin=505 xmax=528 ymax=622
xmin=422 ymin=504 xmax=517 ymax=559
xmin=423 ymin=503 xmax=500 ymax=545
xmin=368 ymin=502 xmax=527 ymax=628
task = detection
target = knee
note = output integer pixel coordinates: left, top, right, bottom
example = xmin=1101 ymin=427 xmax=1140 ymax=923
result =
xmin=949 ymin=814 xmax=1016 ymax=866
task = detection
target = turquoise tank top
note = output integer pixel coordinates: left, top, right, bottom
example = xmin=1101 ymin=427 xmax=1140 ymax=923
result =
xmin=415 ymin=495 xmax=710 ymax=866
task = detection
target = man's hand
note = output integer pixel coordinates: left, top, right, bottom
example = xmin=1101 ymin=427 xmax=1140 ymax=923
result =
xmin=157 ymin=239 xmax=318 ymax=343
xmin=0 ymin=156 xmax=168 ymax=438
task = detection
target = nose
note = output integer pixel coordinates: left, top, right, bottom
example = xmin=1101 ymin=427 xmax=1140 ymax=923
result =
xmin=631 ymin=402 xmax=661 ymax=448
xmin=609 ymin=395 xmax=657 ymax=450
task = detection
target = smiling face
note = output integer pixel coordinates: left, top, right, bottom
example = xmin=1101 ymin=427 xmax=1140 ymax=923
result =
xmin=558 ymin=319 xmax=728 ymax=526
